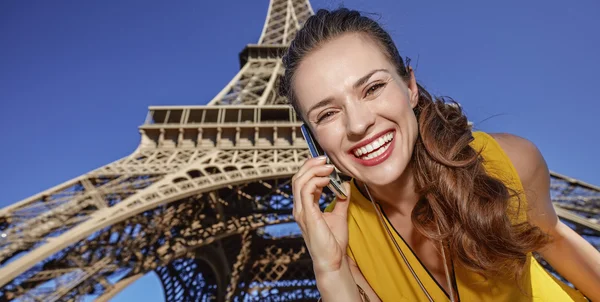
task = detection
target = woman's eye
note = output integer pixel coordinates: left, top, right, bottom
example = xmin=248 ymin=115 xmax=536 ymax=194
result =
xmin=316 ymin=111 xmax=335 ymax=123
xmin=365 ymin=83 xmax=385 ymax=97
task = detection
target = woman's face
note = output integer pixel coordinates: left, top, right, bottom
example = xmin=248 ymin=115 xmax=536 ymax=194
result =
xmin=293 ymin=33 xmax=420 ymax=187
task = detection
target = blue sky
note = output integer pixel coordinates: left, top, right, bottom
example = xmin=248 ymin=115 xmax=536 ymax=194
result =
xmin=1 ymin=0 xmax=598 ymax=300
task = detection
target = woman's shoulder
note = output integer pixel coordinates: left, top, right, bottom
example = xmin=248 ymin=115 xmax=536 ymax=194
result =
xmin=473 ymin=131 xmax=546 ymax=191
xmin=471 ymin=131 xmax=549 ymax=224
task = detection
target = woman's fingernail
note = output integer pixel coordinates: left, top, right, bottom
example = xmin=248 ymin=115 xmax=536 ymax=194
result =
xmin=316 ymin=156 xmax=327 ymax=161
xmin=325 ymin=164 xmax=335 ymax=169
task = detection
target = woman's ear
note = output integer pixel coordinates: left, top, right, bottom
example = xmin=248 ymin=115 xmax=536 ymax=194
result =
xmin=406 ymin=67 xmax=419 ymax=108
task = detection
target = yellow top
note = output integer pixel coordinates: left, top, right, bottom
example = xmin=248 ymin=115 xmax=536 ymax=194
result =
xmin=325 ymin=131 xmax=587 ymax=301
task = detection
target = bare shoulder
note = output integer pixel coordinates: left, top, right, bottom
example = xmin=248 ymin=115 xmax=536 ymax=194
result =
xmin=489 ymin=133 xmax=557 ymax=229
xmin=488 ymin=132 xmax=548 ymax=187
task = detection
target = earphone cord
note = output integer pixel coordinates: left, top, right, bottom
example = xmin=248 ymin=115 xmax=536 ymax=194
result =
xmin=363 ymin=184 xmax=457 ymax=302
xmin=437 ymin=223 xmax=457 ymax=302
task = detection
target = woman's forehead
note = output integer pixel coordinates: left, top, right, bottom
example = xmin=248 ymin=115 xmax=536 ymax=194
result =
xmin=292 ymin=34 xmax=392 ymax=111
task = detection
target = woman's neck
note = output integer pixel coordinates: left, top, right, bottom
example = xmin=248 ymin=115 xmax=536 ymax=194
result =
xmin=356 ymin=162 xmax=420 ymax=217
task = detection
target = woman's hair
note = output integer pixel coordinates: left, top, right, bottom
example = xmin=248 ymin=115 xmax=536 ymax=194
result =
xmin=279 ymin=8 xmax=549 ymax=279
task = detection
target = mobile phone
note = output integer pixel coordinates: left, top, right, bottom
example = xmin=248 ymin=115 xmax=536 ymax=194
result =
xmin=300 ymin=124 xmax=348 ymax=198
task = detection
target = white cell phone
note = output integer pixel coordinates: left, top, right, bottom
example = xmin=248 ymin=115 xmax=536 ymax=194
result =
xmin=300 ymin=124 xmax=348 ymax=198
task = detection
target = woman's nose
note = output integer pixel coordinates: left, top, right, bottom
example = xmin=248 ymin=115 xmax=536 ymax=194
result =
xmin=345 ymin=102 xmax=375 ymax=137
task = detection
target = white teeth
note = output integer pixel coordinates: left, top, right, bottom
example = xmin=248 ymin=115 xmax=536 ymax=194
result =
xmin=352 ymin=131 xmax=394 ymax=159
xmin=364 ymin=142 xmax=390 ymax=159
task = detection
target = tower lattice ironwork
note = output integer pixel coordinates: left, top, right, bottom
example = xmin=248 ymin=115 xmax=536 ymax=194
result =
xmin=0 ymin=1 xmax=598 ymax=301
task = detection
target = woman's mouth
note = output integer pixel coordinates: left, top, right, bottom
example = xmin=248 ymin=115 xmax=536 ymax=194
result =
xmin=350 ymin=130 xmax=395 ymax=166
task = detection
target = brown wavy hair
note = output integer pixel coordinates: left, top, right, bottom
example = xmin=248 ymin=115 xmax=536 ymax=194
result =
xmin=279 ymin=8 xmax=549 ymax=279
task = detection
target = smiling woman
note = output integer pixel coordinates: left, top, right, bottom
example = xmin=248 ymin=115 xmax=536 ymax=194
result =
xmin=280 ymin=8 xmax=600 ymax=302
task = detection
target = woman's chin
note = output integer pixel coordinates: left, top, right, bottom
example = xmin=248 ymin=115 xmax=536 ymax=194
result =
xmin=352 ymin=161 xmax=408 ymax=189
xmin=345 ymin=153 xmax=410 ymax=187
xmin=355 ymin=170 xmax=402 ymax=188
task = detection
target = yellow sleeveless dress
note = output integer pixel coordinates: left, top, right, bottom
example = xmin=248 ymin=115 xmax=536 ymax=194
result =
xmin=325 ymin=131 xmax=587 ymax=301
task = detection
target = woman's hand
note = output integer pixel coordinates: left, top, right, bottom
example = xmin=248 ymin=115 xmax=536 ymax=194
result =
xmin=293 ymin=157 xmax=379 ymax=302
xmin=292 ymin=156 xmax=352 ymax=275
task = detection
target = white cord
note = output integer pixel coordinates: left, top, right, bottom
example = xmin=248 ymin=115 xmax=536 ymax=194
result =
xmin=437 ymin=223 xmax=457 ymax=302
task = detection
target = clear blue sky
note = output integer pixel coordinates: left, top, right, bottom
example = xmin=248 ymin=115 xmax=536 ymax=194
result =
xmin=1 ymin=0 xmax=598 ymax=300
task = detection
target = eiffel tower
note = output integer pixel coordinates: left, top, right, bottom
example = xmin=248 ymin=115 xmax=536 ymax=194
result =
xmin=0 ymin=0 xmax=598 ymax=301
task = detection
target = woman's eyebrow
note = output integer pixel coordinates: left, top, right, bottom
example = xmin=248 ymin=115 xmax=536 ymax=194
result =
xmin=306 ymin=97 xmax=334 ymax=119
xmin=352 ymin=68 xmax=390 ymax=89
